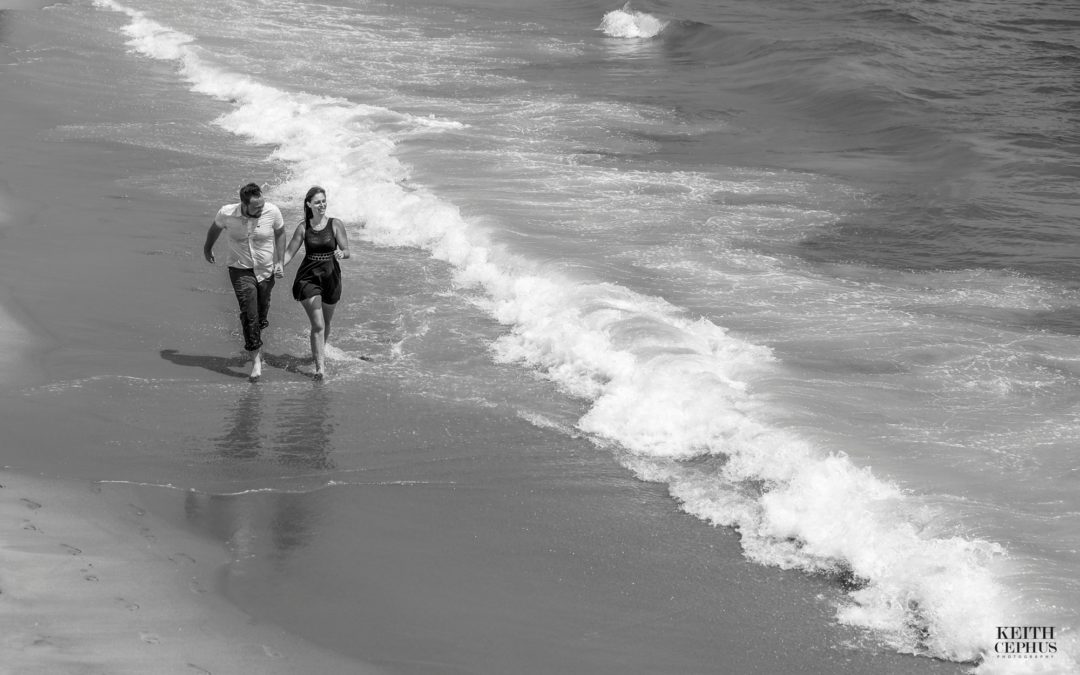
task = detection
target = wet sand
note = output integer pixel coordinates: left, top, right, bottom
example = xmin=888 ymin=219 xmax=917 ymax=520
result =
xmin=0 ymin=469 xmax=373 ymax=675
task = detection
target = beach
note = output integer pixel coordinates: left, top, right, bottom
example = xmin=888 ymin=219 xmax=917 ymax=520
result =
xmin=0 ymin=19 xmax=368 ymax=669
xmin=0 ymin=13 xmax=967 ymax=671
xmin=2 ymin=0 xmax=1077 ymax=673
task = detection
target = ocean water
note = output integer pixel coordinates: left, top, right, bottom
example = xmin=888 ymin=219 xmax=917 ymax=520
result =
xmin=6 ymin=0 xmax=1080 ymax=671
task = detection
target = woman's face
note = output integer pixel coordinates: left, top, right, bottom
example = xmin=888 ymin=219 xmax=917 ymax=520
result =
xmin=308 ymin=192 xmax=327 ymax=216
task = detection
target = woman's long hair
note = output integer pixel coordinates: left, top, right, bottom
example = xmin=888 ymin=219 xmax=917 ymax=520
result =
xmin=302 ymin=186 xmax=326 ymax=227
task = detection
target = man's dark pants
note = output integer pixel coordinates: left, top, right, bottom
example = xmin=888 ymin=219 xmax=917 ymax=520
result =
xmin=229 ymin=267 xmax=275 ymax=352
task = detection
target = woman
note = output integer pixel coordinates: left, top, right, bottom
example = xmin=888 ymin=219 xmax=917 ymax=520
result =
xmin=282 ymin=186 xmax=351 ymax=379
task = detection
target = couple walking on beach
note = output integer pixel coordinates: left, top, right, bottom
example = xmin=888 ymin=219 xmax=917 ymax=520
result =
xmin=202 ymin=183 xmax=352 ymax=381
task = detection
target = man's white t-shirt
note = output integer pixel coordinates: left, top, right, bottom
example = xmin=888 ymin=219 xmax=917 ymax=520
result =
xmin=214 ymin=202 xmax=285 ymax=282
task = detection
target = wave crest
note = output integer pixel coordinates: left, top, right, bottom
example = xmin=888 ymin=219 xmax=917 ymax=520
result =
xmin=598 ymin=2 xmax=669 ymax=39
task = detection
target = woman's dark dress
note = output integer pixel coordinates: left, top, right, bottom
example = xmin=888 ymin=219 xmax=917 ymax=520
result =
xmin=291 ymin=218 xmax=342 ymax=304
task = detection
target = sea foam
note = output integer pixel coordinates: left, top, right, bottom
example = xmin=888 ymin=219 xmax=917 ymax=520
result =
xmin=598 ymin=2 xmax=669 ymax=39
xmin=91 ymin=1 xmax=1070 ymax=670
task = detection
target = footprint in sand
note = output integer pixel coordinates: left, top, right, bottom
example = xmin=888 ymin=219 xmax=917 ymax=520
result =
xmin=84 ymin=574 xmax=99 ymax=582
xmin=22 ymin=520 xmax=39 ymax=532
xmin=128 ymin=504 xmax=146 ymax=517
xmin=186 ymin=663 xmax=212 ymax=674
xmin=21 ymin=498 xmax=42 ymax=510
xmin=139 ymin=631 xmax=161 ymax=645
xmin=31 ymin=635 xmax=55 ymax=648
xmin=170 ymin=552 xmax=196 ymax=565
xmin=60 ymin=543 xmax=82 ymax=556
xmin=115 ymin=597 xmax=139 ymax=611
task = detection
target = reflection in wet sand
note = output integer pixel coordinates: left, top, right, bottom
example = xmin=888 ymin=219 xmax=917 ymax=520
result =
xmin=191 ymin=382 xmax=340 ymax=565
xmin=214 ymin=385 xmax=264 ymax=460
xmin=274 ymin=384 xmax=334 ymax=471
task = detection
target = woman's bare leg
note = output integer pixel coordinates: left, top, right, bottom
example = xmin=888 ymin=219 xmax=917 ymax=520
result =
xmin=322 ymin=302 xmax=337 ymax=349
xmin=301 ymin=296 xmax=326 ymax=377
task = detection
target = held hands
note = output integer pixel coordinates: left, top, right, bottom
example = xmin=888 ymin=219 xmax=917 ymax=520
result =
xmin=273 ymin=262 xmax=284 ymax=278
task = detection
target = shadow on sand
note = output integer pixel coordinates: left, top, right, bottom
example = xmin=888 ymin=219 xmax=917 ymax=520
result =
xmin=160 ymin=349 xmax=322 ymax=380
xmin=160 ymin=349 xmax=250 ymax=379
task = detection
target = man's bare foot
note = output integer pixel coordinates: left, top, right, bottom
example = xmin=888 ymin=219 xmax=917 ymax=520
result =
xmin=249 ymin=351 xmax=263 ymax=381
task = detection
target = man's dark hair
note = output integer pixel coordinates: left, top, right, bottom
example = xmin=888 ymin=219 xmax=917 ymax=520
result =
xmin=239 ymin=182 xmax=263 ymax=204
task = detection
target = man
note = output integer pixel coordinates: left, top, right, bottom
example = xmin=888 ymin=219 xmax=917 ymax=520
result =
xmin=203 ymin=183 xmax=286 ymax=381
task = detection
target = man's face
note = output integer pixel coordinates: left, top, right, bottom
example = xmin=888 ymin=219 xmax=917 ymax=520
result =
xmin=243 ymin=196 xmax=265 ymax=219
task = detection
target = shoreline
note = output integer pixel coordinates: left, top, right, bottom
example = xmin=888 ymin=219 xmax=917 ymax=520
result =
xmin=0 ymin=467 xmax=378 ymax=675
